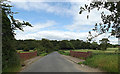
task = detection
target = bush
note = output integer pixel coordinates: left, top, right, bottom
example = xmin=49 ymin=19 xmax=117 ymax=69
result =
xmin=35 ymin=46 xmax=46 ymax=56
xmin=78 ymin=61 xmax=83 ymax=65
xmin=2 ymin=10 xmax=20 ymax=72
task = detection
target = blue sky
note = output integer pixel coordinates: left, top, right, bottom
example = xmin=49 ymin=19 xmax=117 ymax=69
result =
xmin=9 ymin=0 xmax=118 ymax=44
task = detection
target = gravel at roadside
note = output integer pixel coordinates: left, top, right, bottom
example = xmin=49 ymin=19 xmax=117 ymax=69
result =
xmin=61 ymin=55 xmax=106 ymax=72
xmin=20 ymin=56 xmax=42 ymax=71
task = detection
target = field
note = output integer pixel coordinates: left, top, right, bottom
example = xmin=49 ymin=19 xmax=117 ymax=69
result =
xmin=63 ymin=48 xmax=119 ymax=53
xmin=17 ymin=50 xmax=35 ymax=53
xmin=59 ymin=48 xmax=119 ymax=57
xmin=58 ymin=48 xmax=119 ymax=72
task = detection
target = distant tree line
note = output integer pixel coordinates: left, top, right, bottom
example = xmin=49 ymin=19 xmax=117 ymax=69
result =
xmin=15 ymin=38 xmax=118 ymax=52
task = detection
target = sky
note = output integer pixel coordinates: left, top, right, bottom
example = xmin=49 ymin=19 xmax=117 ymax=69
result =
xmin=9 ymin=0 xmax=118 ymax=44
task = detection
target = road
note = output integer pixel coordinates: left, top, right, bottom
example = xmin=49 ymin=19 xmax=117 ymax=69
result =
xmin=21 ymin=52 xmax=82 ymax=72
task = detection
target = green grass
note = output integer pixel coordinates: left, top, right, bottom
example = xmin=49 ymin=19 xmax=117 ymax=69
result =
xmin=60 ymin=48 xmax=119 ymax=72
xmin=3 ymin=65 xmax=21 ymax=72
xmin=107 ymin=48 xmax=119 ymax=51
xmin=78 ymin=61 xmax=84 ymax=65
xmin=83 ymin=54 xmax=118 ymax=72
xmin=58 ymin=50 xmax=70 ymax=56
xmin=39 ymin=52 xmax=48 ymax=56
xmin=72 ymin=49 xmax=102 ymax=53
xmin=63 ymin=48 xmax=119 ymax=53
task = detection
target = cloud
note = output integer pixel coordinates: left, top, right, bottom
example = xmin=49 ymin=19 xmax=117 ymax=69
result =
xmin=15 ymin=30 xmax=88 ymax=40
xmin=23 ymin=20 xmax=56 ymax=32
xmin=11 ymin=2 xmax=73 ymax=16
xmin=90 ymin=32 xmax=118 ymax=44
xmin=15 ymin=30 xmax=118 ymax=44
xmin=15 ymin=19 xmax=57 ymax=35
xmin=12 ymin=1 xmax=117 ymax=44
xmin=13 ymin=2 xmax=102 ymax=32
xmin=65 ymin=2 xmax=111 ymax=32
xmin=9 ymin=0 xmax=92 ymax=2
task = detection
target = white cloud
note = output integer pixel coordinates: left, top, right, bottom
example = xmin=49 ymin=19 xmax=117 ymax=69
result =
xmin=9 ymin=0 xmax=92 ymax=2
xmin=109 ymin=37 xmax=118 ymax=44
xmin=15 ymin=30 xmax=118 ymax=44
xmin=23 ymin=20 xmax=56 ymax=32
xmin=15 ymin=30 xmax=88 ymax=40
xmin=90 ymin=32 xmax=118 ymax=44
xmin=12 ymin=1 xmax=117 ymax=44
xmin=65 ymin=2 xmax=111 ymax=31
xmin=11 ymin=2 xmax=73 ymax=16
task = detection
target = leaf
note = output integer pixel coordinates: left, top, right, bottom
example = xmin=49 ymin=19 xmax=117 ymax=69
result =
xmin=95 ymin=23 xmax=97 ymax=26
xmin=89 ymin=31 xmax=91 ymax=34
xmin=88 ymin=7 xmax=90 ymax=12
xmin=85 ymin=4 xmax=88 ymax=9
xmin=79 ymin=11 xmax=82 ymax=14
xmin=97 ymin=7 xmax=100 ymax=11
xmin=87 ymin=15 xmax=89 ymax=19
xmin=93 ymin=29 xmax=95 ymax=31
xmin=14 ymin=12 xmax=19 ymax=14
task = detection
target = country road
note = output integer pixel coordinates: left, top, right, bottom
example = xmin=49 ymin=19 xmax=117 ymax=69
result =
xmin=21 ymin=52 xmax=82 ymax=72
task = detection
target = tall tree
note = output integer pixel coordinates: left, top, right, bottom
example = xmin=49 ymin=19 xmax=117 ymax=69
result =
xmin=1 ymin=1 xmax=32 ymax=71
xmin=99 ymin=38 xmax=110 ymax=50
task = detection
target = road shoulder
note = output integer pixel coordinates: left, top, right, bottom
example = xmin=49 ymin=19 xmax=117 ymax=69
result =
xmin=61 ymin=54 xmax=105 ymax=72
xmin=20 ymin=56 xmax=42 ymax=72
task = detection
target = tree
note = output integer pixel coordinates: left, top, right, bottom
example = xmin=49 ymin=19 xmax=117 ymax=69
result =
xmin=99 ymin=38 xmax=110 ymax=50
xmin=90 ymin=42 xmax=99 ymax=50
xmin=50 ymin=40 xmax=60 ymax=51
xmin=83 ymin=42 xmax=91 ymax=49
xmin=107 ymin=43 xmax=113 ymax=48
xmin=35 ymin=45 xmax=46 ymax=56
xmin=1 ymin=1 xmax=32 ymax=71
xmin=79 ymin=0 xmax=120 ymax=41
xmin=59 ymin=40 xmax=75 ymax=50
xmin=41 ymin=38 xmax=54 ymax=53
xmin=70 ymin=39 xmax=85 ymax=49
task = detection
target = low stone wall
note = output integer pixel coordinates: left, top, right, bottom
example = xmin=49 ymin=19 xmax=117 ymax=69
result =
xmin=70 ymin=51 xmax=92 ymax=59
xmin=18 ymin=51 xmax=37 ymax=61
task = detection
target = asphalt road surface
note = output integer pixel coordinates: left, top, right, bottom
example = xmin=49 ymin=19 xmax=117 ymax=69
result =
xmin=22 ymin=52 xmax=82 ymax=72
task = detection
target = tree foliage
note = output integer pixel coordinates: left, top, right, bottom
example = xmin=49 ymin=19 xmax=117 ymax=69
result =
xmin=2 ymin=10 xmax=20 ymax=71
xmin=99 ymin=38 xmax=110 ymax=50
xmin=59 ymin=40 xmax=75 ymax=50
xmin=90 ymin=42 xmax=99 ymax=50
xmin=79 ymin=0 xmax=120 ymax=41
xmin=15 ymin=38 xmax=117 ymax=52
xmin=1 ymin=1 xmax=32 ymax=71
xmin=1 ymin=2 xmax=32 ymax=31
xmin=41 ymin=38 xmax=54 ymax=53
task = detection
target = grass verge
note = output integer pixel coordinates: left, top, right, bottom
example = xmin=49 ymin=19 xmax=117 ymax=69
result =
xmin=58 ymin=50 xmax=70 ymax=56
xmin=39 ymin=52 xmax=48 ymax=56
xmin=2 ymin=65 xmax=21 ymax=72
xmin=83 ymin=54 xmax=118 ymax=72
